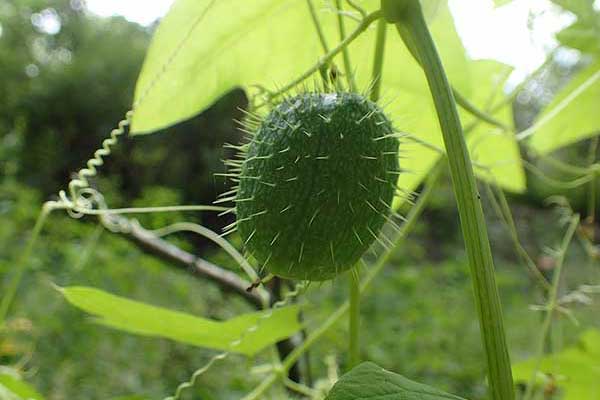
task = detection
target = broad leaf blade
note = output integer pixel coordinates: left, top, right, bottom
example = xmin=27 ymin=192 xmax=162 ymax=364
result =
xmin=131 ymin=0 xmax=331 ymax=134
xmin=59 ymin=286 xmax=301 ymax=356
xmin=133 ymin=0 xmax=525 ymax=195
xmin=528 ymin=61 xmax=600 ymax=154
xmin=325 ymin=362 xmax=467 ymax=400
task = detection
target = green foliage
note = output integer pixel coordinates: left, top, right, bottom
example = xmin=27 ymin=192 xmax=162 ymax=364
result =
xmin=527 ymin=61 xmax=600 ymax=154
xmin=512 ymin=330 xmax=600 ymax=399
xmin=235 ymin=92 xmax=398 ymax=281
xmin=132 ymin=0 xmax=525 ymax=195
xmin=2 ymin=1 xmax=600 ymax=399
xmin=325 ymin=362 xmax=466 ymax=400
xmin=0 ymin=369 xmax=45 ymax=400
xmin=552 ymin=0 xmax=599 ymax=54
xmin=59 ymin=286 xmax=301 ymax=356
xmin=131 ymin=0 xmax=324 ymax=134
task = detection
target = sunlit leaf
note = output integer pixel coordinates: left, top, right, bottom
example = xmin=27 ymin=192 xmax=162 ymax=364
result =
xmin=133 ymin=0 xmax=524 ymax=197
xmin=59 ymin=286 xmax=301 ymax=356
xmin=527 ymin=61 xmax=600 ymax=154
xmin=0 ymin=371 xmax=45 ymax=400
xmin=512 ymin=329 xmax=600 ymax=400
xmin=325 ymin=362 xmax=467 ymax=400
xmin=131 ymin=0 xmax=335 ymax=134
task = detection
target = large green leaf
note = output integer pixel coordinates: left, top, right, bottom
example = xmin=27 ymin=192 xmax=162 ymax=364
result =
xmin=527 ymin=61 xmax=600 ymax=154
xmin=132 ymin=0 xmax=524 ymax=194
xmin=59 ymin=286 xmax=301 ymax=356
xmin=325 ymin=362 xmax=467 ymax=400
xmin=512 ymin=329 xmax=600 ymax=400
xmin=0 ymin=371 xmax=45 ymax=400
xmin=131 ymin=0 xmax=333 ymax=134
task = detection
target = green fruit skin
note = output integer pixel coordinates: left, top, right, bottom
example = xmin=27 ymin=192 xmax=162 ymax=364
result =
xmin=236 ymin=92 xmax=399 ymax=281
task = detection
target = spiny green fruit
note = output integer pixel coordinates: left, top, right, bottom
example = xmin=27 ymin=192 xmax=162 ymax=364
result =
xmin=226 ymin=92 xmax=399 ymax=281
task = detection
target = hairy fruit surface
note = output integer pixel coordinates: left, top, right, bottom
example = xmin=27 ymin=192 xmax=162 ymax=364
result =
xmin=234 ymin=92 xmax=399 ymax=281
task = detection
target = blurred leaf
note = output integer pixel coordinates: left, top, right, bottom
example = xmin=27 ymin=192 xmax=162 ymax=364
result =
xmin=557 ymin=20 xmax=600 ymax=54
xmin=512 ymin=329 xmax=600 ymax=400
xmin=528 ymin=61 xmax=600 ymax=154
xmin=0 ymin=372 xmax=45 ymax=400
xmin=59 ymin=286 xmax=301 ymax=356
xmin=494 ymin=0 xmax=514 ymax=7
xmin=551 ymin=0 xmax=596 ymax=20
xmin=325 ymin=362 xmax=467 ymax=400
xmin=468 ymin=105 xmax=524 ymax=192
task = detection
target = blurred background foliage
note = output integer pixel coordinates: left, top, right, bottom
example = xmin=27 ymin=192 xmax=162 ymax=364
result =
xmin=0 ymin=0 xmax=599 ymax=399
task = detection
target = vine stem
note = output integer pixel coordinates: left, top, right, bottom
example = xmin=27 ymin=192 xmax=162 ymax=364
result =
xmin=242 ymin=161 xmax=443 ymax=400
xmin=370 ymin=18 xmax=387 ymax=102
xmin=262 ymin=10 xmax=382 ymax=104
xmin=0 ymin=202 xmax=61 ymax=327
xmin=306 ymin=0 xmax=330 ymax=54
xmin=522 ymin=214 xmax=579 ymax=400
xmin=335 ymin=0 xmax=357 ymax=92
xmin=348 ymin=268 xmax=360 ymax=369
xmin=389 ymin=1 xmax=515 ymax=399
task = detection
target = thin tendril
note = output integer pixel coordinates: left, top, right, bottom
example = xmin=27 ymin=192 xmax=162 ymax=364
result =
xmin=164 ymin=281 xmax=308 ymax=400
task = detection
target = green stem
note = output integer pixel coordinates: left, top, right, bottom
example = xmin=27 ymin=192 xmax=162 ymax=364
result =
xmin=242 ymin=161 xmax=443 ymax=400
xmin=484 ymin=184 xmax=550 ymax=291
xmin=452 ymin=89 xmax=510 ymax=131
xmin=348 ymin=269 xmax=360 ymax=369
xmin=391 ymin=2 xmax=514 ymax=400
xmin=370 ymin=18 xmax=387 ymax=102
xmin=306 ymin=0 xmax=330 ymax=54
xmin=0 ymin=202 xmax=57 ymax=327
xmin=522 ymin=215 xmax=579 ymax=400
xmin=335 ymin=0 xmax=357 ymax=92
xmin=263 ymin=10 xmax=381 ymax=104
xmin=586 ymin=137 xmax=599 ymax=222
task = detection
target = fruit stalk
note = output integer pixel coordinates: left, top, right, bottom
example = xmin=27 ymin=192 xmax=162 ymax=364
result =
xmin=348 ymin=269 xmax=360 ymax=369
xmin=384 ymin=1 xmax=515 ymax=399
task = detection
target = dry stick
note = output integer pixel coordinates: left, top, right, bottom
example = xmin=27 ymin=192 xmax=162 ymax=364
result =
xmin=242 ymin=161 xmax=443 ymax=400
xmin=111 ymin=216 xmax=264 ymax=308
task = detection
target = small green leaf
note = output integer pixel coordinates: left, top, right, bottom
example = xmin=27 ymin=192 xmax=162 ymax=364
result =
xmin=0 ymin=372 xmax=45 ymax=400
xmin=325 ymin=362 xmax=467 ymax=400
xmin=528 ymin=61 xmax=600 ymax=154
xmin=59 ymin=286 xmax=301 ymax=356
xmin=512 ymin=329 xmax=600 ymax=400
